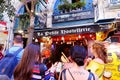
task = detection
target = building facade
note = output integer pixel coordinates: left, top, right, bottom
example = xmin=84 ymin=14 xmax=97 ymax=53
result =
xmin=13 ymin=0 xmax=120 ymax=43
xmin=94 ymin=0 xmax=120 ymax=21
xmin=94 ymin=0 xmax=120 ymax=42
xmin=94 ymin=0 xmax=120 ymax=79
xmin=35 ymin=0 xmax=107 ymax=42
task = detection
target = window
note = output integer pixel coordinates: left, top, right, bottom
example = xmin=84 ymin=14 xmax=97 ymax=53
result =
xmin=109 ymin=0 xmax=120 ymax=9
xmin=110 ymin=0 xmax=120 ymax=4
xmin=111 ymin=37 xmax=119 ymax=42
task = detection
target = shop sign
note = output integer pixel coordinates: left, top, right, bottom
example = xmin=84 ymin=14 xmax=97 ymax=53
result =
xmin=52 ymin=10 xmax=94 ymax=23
xmin=35 ymin=25 xmax=102 ymax=37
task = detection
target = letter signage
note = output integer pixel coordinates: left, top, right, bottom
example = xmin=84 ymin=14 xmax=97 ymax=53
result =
xmin=35 ymin=25 xmax=102 ymax=37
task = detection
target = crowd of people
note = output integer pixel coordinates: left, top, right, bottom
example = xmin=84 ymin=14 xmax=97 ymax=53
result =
xmin=0 ymin=33 xmax=120 ymax=80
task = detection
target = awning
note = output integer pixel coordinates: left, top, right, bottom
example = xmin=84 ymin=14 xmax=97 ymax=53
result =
xmin=34 ymin=24 xmax=108 ymax=37
xmin=95 ymin=18 xmax=116 ymax=25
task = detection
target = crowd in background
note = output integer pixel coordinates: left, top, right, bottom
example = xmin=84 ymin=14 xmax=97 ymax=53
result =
xmin=0 ymin=33 xmax=120 ymax=80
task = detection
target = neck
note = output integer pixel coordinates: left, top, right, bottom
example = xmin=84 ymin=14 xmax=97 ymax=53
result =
xmin=95 ymin=56 xmax=99 ymax=58
xmin=94 ymin=53 xmax=99 ymax=58
xmin=73 ymin=62 xmax=84 ymax=69
xmin=14 ymin=44 xmax=23 ymax=48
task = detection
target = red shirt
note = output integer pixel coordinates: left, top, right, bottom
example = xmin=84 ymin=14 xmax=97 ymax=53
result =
xmin=0 ymin=52 xmax=4 ymax=60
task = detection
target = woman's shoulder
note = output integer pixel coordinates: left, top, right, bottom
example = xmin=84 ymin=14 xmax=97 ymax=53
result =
xmin=39 ymin=63 xmax=48 ymax=70
xmin=65 ymin=67 xmax=93 ymax=80
xmin=93 ymin=58 xmax=104 ymax=64
xmin=33 ymin=63 xmax=47 ymax=72
xmin=86 ymin=59 xmax=104 ymax=72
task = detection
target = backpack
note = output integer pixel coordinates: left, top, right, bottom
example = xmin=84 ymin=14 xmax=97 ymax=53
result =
xmin=0 ymin=48 xmax=23 ymax=78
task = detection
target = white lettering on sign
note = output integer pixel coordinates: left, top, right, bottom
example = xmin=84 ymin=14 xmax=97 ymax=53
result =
xmin=36 ymin=27 xmax=92 ymax=37
xmin=54 ymin=11 xmax=92 ymax=20
xmin=54 ymin=14 xmax=70 ymax=19
xmin=60 ymin=28 xmax=90 ymax=34
xmin=37 ymin=32 xmax=44 ymax=36
xmin=45 ymin=31 xmax=59 ymax=36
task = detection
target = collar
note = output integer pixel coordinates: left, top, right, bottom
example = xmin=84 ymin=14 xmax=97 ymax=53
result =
xmin=13 ymin=44 xmax=23 ymax=48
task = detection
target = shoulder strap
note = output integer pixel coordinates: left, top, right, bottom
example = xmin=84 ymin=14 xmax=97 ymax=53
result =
xmin=60 ymin=69 xmax=66 ymax=80
xmin=68 ymin=69 xmax=75 ymax=80
xmin=6 ymin=48 xmax=23 ymax=57
xmin=14 ymin=48 xmax=23 ymax=56
xmin=88 ymin=71 xmax=95 ymax=80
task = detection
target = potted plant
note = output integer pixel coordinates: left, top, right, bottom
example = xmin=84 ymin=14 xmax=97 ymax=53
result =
xmin=76 ymin=2 xmax=82 ymax=9
xmin=58 ymin=0 xmax=71 ymax=13
xmin=76 ymin=1 xmax=86 ymax=9
xmin=58 ymin=4 xmax=64 ymax=13
xmin=64 ymin=2 xmax=71 ymax=12
xmin=71 ymin=3 xmax=77 ymax=11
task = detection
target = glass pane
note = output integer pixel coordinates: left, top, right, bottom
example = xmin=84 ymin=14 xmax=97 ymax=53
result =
xmin=111 ymin=37 xmax=119 ymax=42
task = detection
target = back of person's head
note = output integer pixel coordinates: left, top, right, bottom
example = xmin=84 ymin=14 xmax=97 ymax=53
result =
xmin=22 ymin=43 xmax=40 ymax=63
xmin=14 ymin=43 xmax=40 ymax=80
xmin=92 ymin=42 xmax=107 ymax=63
xmin=70 ymin=45 xmax=87 ymax=66
xmin=61 ymin=43 xmax=70 ymax=57
xmin=14 ymin=33 xmax=23 ymax=43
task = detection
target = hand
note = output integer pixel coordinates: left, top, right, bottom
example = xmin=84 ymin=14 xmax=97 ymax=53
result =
xmin=84 ymin=58 xmax=92 ymax=68
xmin=49 ymin=62 xmax=58 ymax=73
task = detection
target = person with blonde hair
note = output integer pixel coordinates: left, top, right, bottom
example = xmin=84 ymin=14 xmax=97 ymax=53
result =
xmin=85 ymin=42 xmax=107 ymax=80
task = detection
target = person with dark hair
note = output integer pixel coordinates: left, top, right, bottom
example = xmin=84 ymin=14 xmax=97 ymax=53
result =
xmin=44 ymin=44 xmax=63 ymax=80
xmin=0 ymin=44 xmax=4 ymax=60
xmin=85 ymin=42 xmax=107 ymax=80
xmin=61 ymin=43 xmax=71 ymax=62
xmin=14 ymin=43 xmax=47 ymax=80
xmin=6 ymin=33 xmax=24 ymax=62
xmin=0 ymin=33 xmax=24 ymax=79
xmin=59 ymin=45 xmax=98 ymax=80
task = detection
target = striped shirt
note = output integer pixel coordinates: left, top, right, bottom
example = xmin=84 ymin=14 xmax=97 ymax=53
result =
xmin=32 ymin=63 xmax=47 ymax=80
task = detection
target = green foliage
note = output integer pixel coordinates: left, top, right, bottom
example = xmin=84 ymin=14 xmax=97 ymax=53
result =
xmin=0 ymin=0 xmax=16 ymax=20
xmin=58 ymin=5 xmax=63 ymax=11
xmin=76 ymin=1 xmax=86 ymax=8
xmin=64 ymin=2 xmax=71 ymax=11
xmin=58 ymin=0 xmax=71 ymax=12
xmin=58 ymin=1 xmax=86 ymax=12
xmin=71 ymin=3 xmax=77 ymax=10
xmin=58 ymin=2 xmax=71 ymax=11
xmin=17 ymin=13 xmax=30 ymax=30
xmin=81 ymin=1 xmax=86 ymax=7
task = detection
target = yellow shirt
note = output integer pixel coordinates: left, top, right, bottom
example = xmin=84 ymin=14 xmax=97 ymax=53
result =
xmin=86 ymin=60 xmax=105 ymax=80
